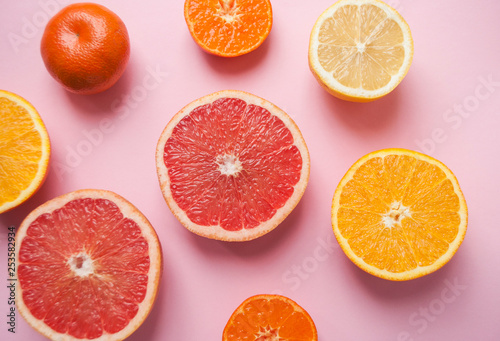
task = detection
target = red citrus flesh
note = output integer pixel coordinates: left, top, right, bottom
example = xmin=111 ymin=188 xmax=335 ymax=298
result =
xmin=16 ymin=190 xmax=161 ymax=340
xmin=156 ymin=90 xmax=310 ymax=241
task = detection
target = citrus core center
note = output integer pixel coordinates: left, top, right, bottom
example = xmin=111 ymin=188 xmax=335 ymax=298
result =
xmin=217 ymin=0 xmax=241 ymax=23
xmin=254 ymin=325 xmax=284 ymax=341
xmin=216 ymin=154 xmax=242 ymax=176
xmin=382 ymin=202 xmax=411 ymax=228
xmin=356 ymin=42 xmax=366 ymax=53
xmin=68 ymin=253 xmax=94 ymax=277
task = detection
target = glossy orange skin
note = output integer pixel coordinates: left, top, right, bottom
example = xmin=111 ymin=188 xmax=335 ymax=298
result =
xmin=41 ymin=3 xmax=130 ymax=95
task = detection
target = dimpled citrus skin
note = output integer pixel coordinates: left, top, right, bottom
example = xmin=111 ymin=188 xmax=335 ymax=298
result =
xmin=40 ymin=3 xmax=130 ymax=95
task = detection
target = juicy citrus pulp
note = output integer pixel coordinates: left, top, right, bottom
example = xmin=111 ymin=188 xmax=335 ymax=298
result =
xmin=41 ymin=3 xmax=130 ymax=94
xmin=16 ymin=189 xmax=162 ymax=340
xmin=0 ymin=90 xmax=50 ymax=214
xmin=156 ymin=90 xmax=310 ymax=241
xmin=309 ymin=0 xmax=414 ymax=102
xmin=332 ymin=149 xmax=467 ymax=280
xmin=223 ymin=294 xmax=318 ymax=341
xmin=184 ymin=0 xmax=273 ymax=57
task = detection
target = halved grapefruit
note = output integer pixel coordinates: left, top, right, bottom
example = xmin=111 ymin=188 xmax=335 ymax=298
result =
xmin=156 ymin=90 xmax=310 ymax=241
xmin=15 ymin=189 xmax=162 ymax=340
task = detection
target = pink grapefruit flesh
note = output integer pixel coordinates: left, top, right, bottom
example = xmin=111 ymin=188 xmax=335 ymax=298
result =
xmin=16 ymin=189 xmax=162 ymax=341
xmin=156 ymin=90 xmax=310 ymax=241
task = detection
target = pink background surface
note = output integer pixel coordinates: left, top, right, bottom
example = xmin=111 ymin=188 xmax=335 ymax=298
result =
xmin=1 ymin=1 xmax=500 ymax=340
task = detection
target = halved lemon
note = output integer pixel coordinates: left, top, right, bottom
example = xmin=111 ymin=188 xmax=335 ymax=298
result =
xmin=0 ymin=90 xmax=51 ymax=213
xmin=332 ymin=149 xmax=467 ymax=280
xmin=309 ymin=0 xmax=414 ymax=102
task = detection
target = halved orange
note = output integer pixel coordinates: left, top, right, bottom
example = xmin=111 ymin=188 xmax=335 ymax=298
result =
xmin=184 ymin=0 xmax=273 ymax=57
xmin=223 ymin=294 xmax=318 ymax=341
xmin=332 ymin=149 xmax=468 ymax=280
xmin=0 ymin=90 xmax=51 ymax=214
xmin=156 ymin=90 xmax=310 ymax=241
xmin=16 ymin=189 xmax=162 ymax=340
xmin=309 ymin=0 xmax=414 ymax=102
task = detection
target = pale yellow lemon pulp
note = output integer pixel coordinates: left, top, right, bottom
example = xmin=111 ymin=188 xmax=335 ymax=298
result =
xmin=309 ymin=0 xmax=414 ymax=102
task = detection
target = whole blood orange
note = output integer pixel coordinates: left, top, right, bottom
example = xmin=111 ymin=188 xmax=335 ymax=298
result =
xmin=16 ymin=189 xmax=162 ymax=340
xmin=156 ymin=90 xmax=310 ymax=241
xmin=40 ymin=3 xmax=130 ymax=95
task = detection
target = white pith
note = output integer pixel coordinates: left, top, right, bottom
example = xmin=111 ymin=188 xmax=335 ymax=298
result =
xmin=217 ymin=0 xmax=241 ymax=23
xmin=216 ymin=154 xmax=243 ymax=176
xmin=67 ymin=253 xmax=95 ymax=278
xmin=356 ymin=42 xmax=366 ymax=53
xmin=381 ymin=201 xmax=411 ymax=229
xmin=254 ymin=325 xmax=282 ymax=340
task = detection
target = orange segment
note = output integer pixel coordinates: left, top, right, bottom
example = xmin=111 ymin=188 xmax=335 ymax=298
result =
xmin=16 ymin=189 xmax=162 ymax=341
xmin=0 ymin=90 xmax=50 ymax=214
xmin=223 ymin=294 xmax=318 ymax=341
xmin=332 ymin=149 xmax=467 ymax=280
xmin=402 ymin=159 xmax=446 ymax=205
xmin=338 ymin=179 xmax=388 ymax=214
xmin=382 ymin=154 xmax=416 ymax=200
xmin=184 ymin=0 xmax=273 ymax=57
xmin=309 ymin=0 xmax=414 ymax=102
